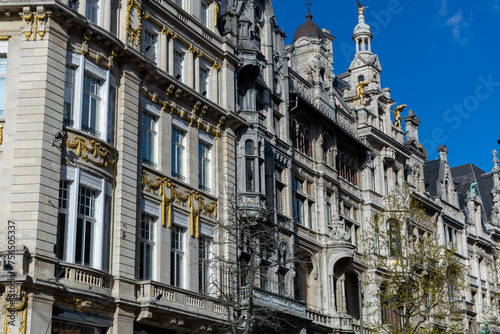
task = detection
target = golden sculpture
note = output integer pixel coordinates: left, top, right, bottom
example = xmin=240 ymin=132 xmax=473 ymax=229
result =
xmin=357 ymin=0 xmax=367 ymax=16
xmin=214 ymin=2 xmax=219 ymax=27
xmin=393 ymin=104 xmax=407 ymax=128
xmin=355 ymin=81 xmax=370 ymax=106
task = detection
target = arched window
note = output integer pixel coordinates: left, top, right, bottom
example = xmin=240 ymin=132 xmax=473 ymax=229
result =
xmin=245 ymin=140 xmax=254 ymax=154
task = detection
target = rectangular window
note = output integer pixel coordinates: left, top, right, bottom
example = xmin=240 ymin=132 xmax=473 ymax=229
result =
xmin=171 ymin=225 xmax=185 ymax=287
xmin=201 ymin=1 xmax=209 ymax=27
xmin=171 ymin=128 xmax=186 ymax=180
xmin=308 ymin=202 xmax=313 ymax=229
xmin=174 ymin=50 xmax=184 ymax=82
xmin=295 ymin=196 xmax=304 ymax=225
xmin=76 ymin=185 xmax=97 ymax=267
xmin=0 ymin=54 xmax=6 ymax=118
xmin=200 ymin=67 xmax=209 ymax=96
xmin=139 ymin=213 xmax=156 ymax=280
xmin=64 ymin=66 xmax=76 ymax=126
xmin=66 ymin=0 xmax=77 ymax=9
xmin=245 ymin=159 xmax=255 ymax=192
xmin=143 ymin=29 xmax=157 ymax=61
xmin=326 ymin=201 xmax=332 ymax=226
xmin=276 ymin=185 xmax=283 ymax=214
xmin=57 ymin=180 xmax=70 ymax=260
xmin=141 ymin=112 xmax=158 ymax=168
xmin=174 ymin=0 xmax=183 ymax=8
xmin=52 ymin=320 xmax=103 ymax=334
xmin=273 ymin=114 xmax=281 ymax=138
xmin=260 ymin=265 xmax=269 ymax=290
xmin=199 ymin=236 xmax=211 ymax=294
xmin=82 ymin=74 xmax=102 ymax=137
xmin=86 ymin=0 xmax=100 ymax=24
xmin=199 ymin=142 xmax=211 ymax=192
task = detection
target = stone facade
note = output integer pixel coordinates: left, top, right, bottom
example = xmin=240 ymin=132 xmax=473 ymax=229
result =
xmin=0 ymin=1 xmax=499 ymax=334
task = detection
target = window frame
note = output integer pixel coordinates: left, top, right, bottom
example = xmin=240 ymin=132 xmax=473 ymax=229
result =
xmin=200 ymin=1 xmax=209 ymax=27
xmin=171 ymin=126 xmax=186 ymax=181
xmin=86 ymin=0 xmax=100 ymax=25
xmin=142 ymin=22 xmax=158 ymax=62
xmin=198 ymin=140 xmax=212 ymax=193
xmin=138 ymin=212 xmax=157 ymax=280
xmin=171 ymin=225 xmax=186 ymax=288
xmin=174 ymin=46 xmax=185 ymax=82
xmin=141 ymin=111 xmax=159 ymax=168
xmin=198 ymin=235 xmax=212 ymax=294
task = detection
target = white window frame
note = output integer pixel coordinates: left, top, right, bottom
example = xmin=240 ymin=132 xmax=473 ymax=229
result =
xmin=57 ymin=165 xmax=111 ymax=271
xmin=199 ymin=63 xmax=210 ymax=97
xmin=142 ymin=22 xmax=158 ymax=62
xmin=198 ymin=132 xmax=213 ymax=193
xmin=200 ymin=1 xmax=209 ymax=27
xmin=141 ymin=110 xmax=159 ymax=168
xmin=173 ymin=45 xmax=185 ymax=82
xmin=171 ymin=225 xmax=186 ymax=288
xmin=171 ymin=123 xmax=187 ymax=181
xmin=66 ymin=52 xmax=115 ymax=143
xmin=198 ymin=235 xmax=212 ymax=294
xmin=138 ymin=211 xmax=157 ymax=280
xmin=0 ymin=41 xmax=8 ymax=118
xmin=86 ymin=0 xmax=100 ymax=25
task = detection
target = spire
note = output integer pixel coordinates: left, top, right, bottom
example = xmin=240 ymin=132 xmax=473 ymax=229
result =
xmin=353 ymin=1 xmax=373 ymax=54
xmin=305 ymin=0 xmax=313 ymax=20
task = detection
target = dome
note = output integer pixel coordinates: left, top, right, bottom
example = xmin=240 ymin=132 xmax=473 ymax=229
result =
xmin=292 ymin=12 xmax=326 ymax=43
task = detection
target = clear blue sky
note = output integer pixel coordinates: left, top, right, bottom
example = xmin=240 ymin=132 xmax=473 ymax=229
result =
xmin=271 ymin=0 xmax=500 ymax=171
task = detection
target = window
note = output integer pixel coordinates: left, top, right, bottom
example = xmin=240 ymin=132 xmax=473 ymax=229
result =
xmin=65 ymin=53 xmax=115 ymax=143
xmin=245 ymin=140 xmax=255 ymax=192
xmin=174 ymin=49 xmax=184 ymax=81
xmin=56 ymin=166 xmax=110 ymax=271
xmin=171 ymin=128 xmax=186 ymax=181
xmin=308 ymin=202 xmax=314 ymax=229
xmin=52 ymin=320 xmax=104 ymax=334
xmin=294 ymin=179 xmax=305 ymax=225
xmin=82 ymin=74 xmax=101 ymax=137
xmin=174 ymin=0 xmax=183 ymax=8
xmin=139 ymin=213 xmax=156 ymax=280
xmin=199 ymin=67 xmax=209 ymax=96
xmin=63 ymin=66 xmax=76 ymax=126
xmin=199 ymin=142 xmax=211 ymax=192
xmin=387 ymin=219 xmax=401 ymax=256
xmin=171 ymin=225 xmax=185 ymax=287
xmin=141 ymin=112 xmax=158 ymax=168
xmin=278 ymin=243 xmax=290 ymax=296
xmin=444 ymin=225 xmax=457 ymax=250
xmin=276 ymin=185 xmax=284 ymax=214
xmin=0 ymin=53 xmax=5 ymax=118
xmin=142 ymin=27 xmax=157 ymax=62
xmin=273 ymin=114 xmax=281 ymax=138
xmin=66 ymin=0 xmax=77 ymax=9
xmin=326 ymin=201 xmax=332 ymax=226
xmin=86 ymin=0 xmax=100 ymax=24
xmin=201 ymin=1 xmax=209 ymax=27
xmin=199 ymin=236 xmax=211 ymax=294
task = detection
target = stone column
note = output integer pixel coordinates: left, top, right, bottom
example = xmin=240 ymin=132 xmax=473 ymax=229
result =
xmin=168 ymin=38 xmax=174 ymax=75
xmin=103 ymin=0 xmax=112 ymax=31
xmin=111 ymin=306 xmax=135 ymax=334
xmin=159 ymin=32 xmax=168 ymax=72
xmin=26 ymin=291 xmax=54 ymax=334
xmin=186 ymin=50 xmax=194 ymax=88
xmin=194 ymin=55 xmax=200 ymax=93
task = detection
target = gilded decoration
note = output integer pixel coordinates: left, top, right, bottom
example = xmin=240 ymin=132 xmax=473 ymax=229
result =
xmin=126 ymin=0 xmax=149 ymax=49
xmin=212 ymin=62 xmax=221 ymax=71
xmin=65 ymin=135 xmax=118 ymax=174
xmin=60 ymin=298 xmax=106 ymax=313
xmin=0 ymin=125 xmax=3 ymax=145
xmin=142 ymin=170 xmax=217 ymax=238
xmin=188 ymin=45 xmax=203 ymax=58
xmin=393 ymin=104 xmax=407 ymax=128
xmin=0 ymin=36 xmax=9 ymax=41
xmin=3 ymin=291 xmax=28 ymax=334
xmin=214 ymin=2 xmax=220 ymax=27
xmin=161 ymin=26 xmax=178 ymax=39
xmin=20 ymin=6 xmax=46 ymax=41
xmin=142 ymin=86 xmax=225 ymax=140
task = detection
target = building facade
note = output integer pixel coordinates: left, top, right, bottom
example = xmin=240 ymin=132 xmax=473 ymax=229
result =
xmin=0 ymin=1 xmax=499 ymax=334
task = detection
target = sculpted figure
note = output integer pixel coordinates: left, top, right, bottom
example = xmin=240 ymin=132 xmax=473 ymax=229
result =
xmin=356 ymin=81 xmax=370 ymax=105
xmin=393 ymin=104 xmax=407 ymax=128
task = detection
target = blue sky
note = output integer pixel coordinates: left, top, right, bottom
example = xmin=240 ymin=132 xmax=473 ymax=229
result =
xmin=271 ymin=0 xmax=500 ymax=170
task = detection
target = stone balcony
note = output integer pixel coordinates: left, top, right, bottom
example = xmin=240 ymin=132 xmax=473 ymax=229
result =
xmin=306 ymin=308 xmax=359 ymax=332
xmin=137 ymin=281 xmax=229 ymax=320
xmin=56 ymin=263 xmax=113 ymax=296
xmin=240 ymin=287 xmax=306 ymax=318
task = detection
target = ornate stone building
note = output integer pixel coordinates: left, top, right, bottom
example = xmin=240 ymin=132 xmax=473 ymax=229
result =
xmin=0 ymin=1 xmax=499 ymax=334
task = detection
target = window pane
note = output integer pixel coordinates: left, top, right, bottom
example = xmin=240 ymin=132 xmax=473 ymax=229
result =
xmin=246 ymin=159 xmax=254 ymax=191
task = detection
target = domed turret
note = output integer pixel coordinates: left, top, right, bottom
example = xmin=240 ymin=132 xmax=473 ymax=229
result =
xmin=292 ymin=9 xmax=326 ymax=43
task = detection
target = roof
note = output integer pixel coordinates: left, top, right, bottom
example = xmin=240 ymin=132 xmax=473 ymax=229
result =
xmin=451 ymin=163 xmax=494 ymax=221
xmin=293 ymin=12 xmax=326 ymax=43
xmin=424 ymin=159 xmax=441 ymax=196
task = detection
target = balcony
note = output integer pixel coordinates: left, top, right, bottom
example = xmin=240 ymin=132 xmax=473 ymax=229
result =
xmin=137 ymin=281 xmax=228 ymax=319
xmin=56 ymin=263 xmax=113 ymax=295
xmin=306 ymin=308 xmax=358 ymax=332
xmin=240 ymin=287 xmax=305 ymax=317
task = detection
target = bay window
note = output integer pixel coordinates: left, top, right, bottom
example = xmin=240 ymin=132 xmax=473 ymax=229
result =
xmin=64 ymin=52 xmax=116 ymax=143
xmin=57 ymin=165 xmax=111 ymax=271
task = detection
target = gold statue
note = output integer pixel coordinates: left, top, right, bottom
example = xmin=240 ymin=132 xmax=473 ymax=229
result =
xmin=355 ymin=81 xmax=371 ymax=106
xmin=393 ymin=104 xmax=407 ymax=128
xmin=357 ymin=0 xmax=368 ymax=16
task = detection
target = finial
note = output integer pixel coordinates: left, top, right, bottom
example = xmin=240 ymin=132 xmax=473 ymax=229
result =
xmin=357 ymin=0 xmax=368 ymax=16
xmin=306 ymin=0 xmax=312 ymax=13
xmin=494 ymin=149 xmax=499 ymax=168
